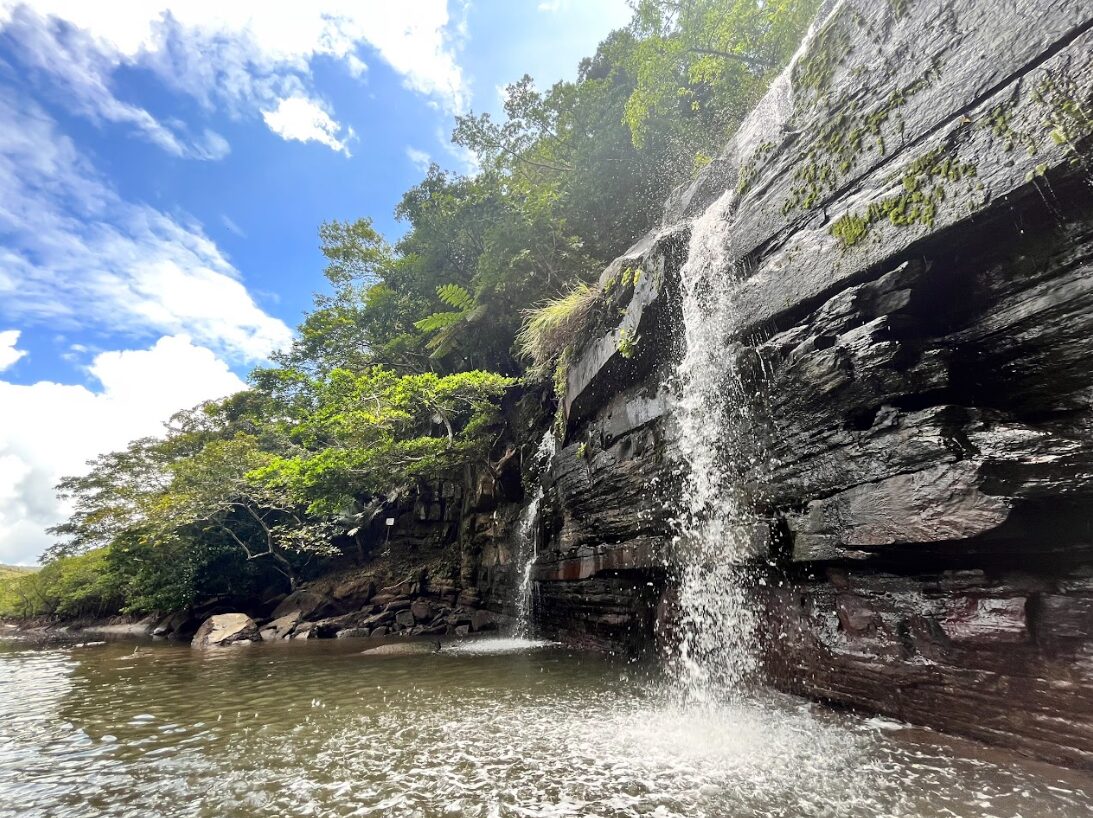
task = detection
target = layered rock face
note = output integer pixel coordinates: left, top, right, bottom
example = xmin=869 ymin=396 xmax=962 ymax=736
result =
xmin=524 ymin=0 xmax=1093 ymax=768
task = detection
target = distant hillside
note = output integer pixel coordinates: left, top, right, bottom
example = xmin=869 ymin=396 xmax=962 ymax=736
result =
xmin=0 ymin=564 xmax=37 ymax=580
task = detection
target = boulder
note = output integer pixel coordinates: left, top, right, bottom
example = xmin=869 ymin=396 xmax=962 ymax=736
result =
xmin=313 ymin=614 xmax=357 ymax=638
xmin=331 ymin=575 xmax=376 ymax=608
xmin=292 ymin=622 xmax=318 ymax=640
xmin=394 ymin=609 xmax=416 ymax=629
xmin=336 ymin=627 xmax=372 ymax=639
xmin=271 ymin=589 xmax=336 ymax=621
xmin=259 ymin=611 xmax=300 ymax=641
xmin=153 ymin=609 xmax=201 ymax=639
xmin=470 ymin=610 xmax=496 ymax=632
xmin=410 ymin=599 xmax=433 ymax=622
xmin=361 ymin=610 xmax=395 ymax=629
xmin=191 ymin=614 xmax=260 ymax=648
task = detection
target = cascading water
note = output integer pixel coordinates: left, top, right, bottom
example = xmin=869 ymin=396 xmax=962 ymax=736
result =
xmin=666 ymin=0 xmax=842 ymax=704
xmin=512 ymin=486 xmax=543 ymax=638
xmin=511 ymin=430 xmax=555 ymax=638
xmin=668 ymin=189 xmax=760 ymax=703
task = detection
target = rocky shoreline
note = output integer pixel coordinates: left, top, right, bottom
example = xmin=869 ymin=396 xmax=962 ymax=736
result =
xmin=2 ymin=567 xmax=510 ymax=649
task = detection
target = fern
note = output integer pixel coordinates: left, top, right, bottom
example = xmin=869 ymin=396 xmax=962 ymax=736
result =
xmin=414 ymin=312 xmax=463 ymax=333
xmin=436 ymin=283 xmax=473 ymax=311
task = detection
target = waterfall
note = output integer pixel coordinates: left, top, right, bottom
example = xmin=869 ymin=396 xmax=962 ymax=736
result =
xmin=512 ymin=430 xmax=555 ymax=638
xmin=668 ymin=189 xmax=760 ymax=703
xmin=512 ymin=487 xmax=543 ymax=638
xmin=667 ymin=1 xmax=843 ymax=703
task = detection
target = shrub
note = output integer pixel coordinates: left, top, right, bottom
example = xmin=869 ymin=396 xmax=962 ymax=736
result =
xmin=516 ymin=282 xmax=601 ymax=370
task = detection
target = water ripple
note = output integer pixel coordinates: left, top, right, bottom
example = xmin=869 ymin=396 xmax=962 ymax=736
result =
xmin=0 ymin=638 xmax=1089 ymax=818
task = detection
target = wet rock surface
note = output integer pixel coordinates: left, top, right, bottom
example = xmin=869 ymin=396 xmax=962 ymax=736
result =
xmin=762 ymin=565 xmax=1093 ymax=769
xmin=519 ymin=0 xmax=1093 ymax=769
xmin=259 ymin=612 xmax=301 ymax=642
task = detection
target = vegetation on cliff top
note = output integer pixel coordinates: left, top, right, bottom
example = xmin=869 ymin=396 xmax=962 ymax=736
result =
xmin=2 ymin=0 xmax=820 ymax=620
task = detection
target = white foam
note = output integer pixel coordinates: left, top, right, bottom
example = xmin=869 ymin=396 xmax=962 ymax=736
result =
xmin=443 ymin=637 xmax=555 ymax=655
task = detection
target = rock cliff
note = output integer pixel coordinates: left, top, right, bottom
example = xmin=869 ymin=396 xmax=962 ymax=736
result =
xmin=515 ymin=0 xmax=1093 ymax=769
xmin=221 ymin=0 xmax=1093 ymax=772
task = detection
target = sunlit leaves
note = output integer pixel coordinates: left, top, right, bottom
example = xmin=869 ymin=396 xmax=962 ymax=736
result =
xmin=256 ymin=367 xmax=514 ymax=515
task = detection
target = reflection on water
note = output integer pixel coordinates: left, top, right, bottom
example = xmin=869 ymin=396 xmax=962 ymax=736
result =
xmin=0 ymin=637 xmax=1089 ymax=818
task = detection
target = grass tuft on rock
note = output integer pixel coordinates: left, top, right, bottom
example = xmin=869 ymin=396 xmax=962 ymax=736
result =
xmin=517 ymin=282 xmax=601 ymax=371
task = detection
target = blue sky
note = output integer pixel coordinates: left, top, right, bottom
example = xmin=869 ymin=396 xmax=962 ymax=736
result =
xmin=0 ymin=0 xmax=632 ymax=564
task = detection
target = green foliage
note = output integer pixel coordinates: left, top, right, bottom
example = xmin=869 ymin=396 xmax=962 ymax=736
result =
xmin=617 ymin=327 xmax=640 ymax=359
xmin=413 ymin=284 xmax=480 ymax=356
xmin=516 ymin=282 xmax=602 ymax=370
xmin=626 ymin=0 xmax=821 ymax=152
xmin=271 ymin=218 xmax=408 ymax=377
xmin=256 ymin=368 xmax=514 ymax=515
xmin=552 ymin=347 xmax=573 ymax=438
xmin=0 ymin=565 xmax=39 ymax=618
xmin=0 ymin=550 xmax=122 ymax=619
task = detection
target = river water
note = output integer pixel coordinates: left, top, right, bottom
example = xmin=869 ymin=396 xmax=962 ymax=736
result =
xmin=1 ymin=635 xmax=1089 ymax=818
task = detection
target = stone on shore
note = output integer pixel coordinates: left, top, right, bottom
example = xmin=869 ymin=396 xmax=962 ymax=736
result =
xmin=191 ymin=614 xmax=260 ymax=648
xmin=259 ymin=611 xmax=301 ymax=641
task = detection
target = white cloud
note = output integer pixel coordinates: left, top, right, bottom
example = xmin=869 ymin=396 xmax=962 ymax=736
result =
xmin=263 ymin=96 xmax=354 ymax=155
xmin=537 ymin=0 xmax=566 ymax=11
xmin=346 ymin=54 xmax=368 ymax=78
xmin=0 ymin=334 xmax=247 ymax=565
xmin=198 ymin=129 xmax=231 ymax=160
xmin=0 ymin=329 xmax=26 ymax=371
xmin=0 ymin=1 xmax=469 ymax=154
xmin=0 ymin=90 xmax=292 ymax=363
xmin=405 ymin=146 xmax=432 ymax=173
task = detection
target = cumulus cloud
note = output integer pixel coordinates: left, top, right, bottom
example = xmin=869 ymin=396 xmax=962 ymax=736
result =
xmin=0 ymin=90 xmax=292 ymax=363
xmin=0 ymin=335 xmax=247 ymax=565
xmin=0 ymin=329 xmax=26 ymax=371
xmin=263 ymin=96 xmax=355 ymax=155
xmin=0 ymin=1 xmax=469 ymax=154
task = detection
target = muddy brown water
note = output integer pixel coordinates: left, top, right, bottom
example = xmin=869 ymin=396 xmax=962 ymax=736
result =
xmin=0 ymin=635 xmax=1089 ymax=817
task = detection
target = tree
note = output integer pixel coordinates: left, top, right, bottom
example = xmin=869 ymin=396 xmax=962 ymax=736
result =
xmin=254 ymin=367 xmax=515 ymax=515
xmin=624 ymin=0 xmax=821 ymax=154
xmin=268 ymin=218 xmax=420 ymax=377
xmin=154 ymin=435 xmax=336 ymax=589
xmin=47 ymin=437 xmax=172 ymax=561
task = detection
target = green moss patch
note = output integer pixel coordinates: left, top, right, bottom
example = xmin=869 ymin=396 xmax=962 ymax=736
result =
xmin=829 ymin=146 xmax=977 ymax=247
